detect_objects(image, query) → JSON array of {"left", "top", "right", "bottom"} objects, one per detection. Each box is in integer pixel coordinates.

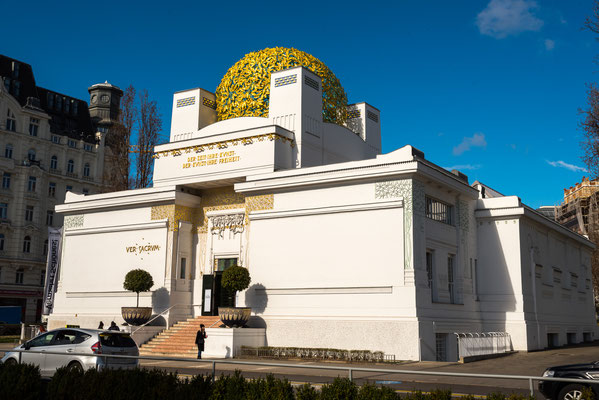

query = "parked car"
[
  {"left": 539, "top": 362, "right": 599, "bottom": 400},
  {"left": 0, "top": 328, "right": 139, "bottom": 377}
]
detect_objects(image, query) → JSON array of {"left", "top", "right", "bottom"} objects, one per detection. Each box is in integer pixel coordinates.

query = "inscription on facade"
[{"left": 182, "top": 151, "right": 240, "bottom": 169}]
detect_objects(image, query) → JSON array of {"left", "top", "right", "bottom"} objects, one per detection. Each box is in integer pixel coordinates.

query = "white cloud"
[
  {"left": 443, "top": 164, "right": 482, "bottom": 171},
  {"left": 453, "top": 133, "right": 487, "bottom": 156},
  {"left": 544, "top": 39, "right": 555, "bottom": 51},
  {"left": 546, "top": 160, "right": 588, "bottom": 173},
  {"left": 476, "top": 0, "right": 544, "bottom": 39}
]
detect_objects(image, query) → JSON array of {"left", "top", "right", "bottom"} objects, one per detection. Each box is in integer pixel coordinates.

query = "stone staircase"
[{"left": 139, "top": 316, "right": 221, "bottom": 358}]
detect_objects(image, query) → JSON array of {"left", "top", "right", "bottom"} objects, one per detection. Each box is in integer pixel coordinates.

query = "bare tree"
[
  {"left": 582, "top": 1, "right": 599, "bottom": 308},
  {"left": 581, "top": 83, "right": 599, "bottom": 180},
  {"left": 134, "top": 90, "right": 162, "bottom": 188}
]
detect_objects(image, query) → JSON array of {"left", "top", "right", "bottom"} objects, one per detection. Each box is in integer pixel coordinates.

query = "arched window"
[
  {"left": 67, "top": 159, "right": 74, "bottom": 174},
  {"left": 50, "top": 155, "right": 58, "bottom": 170},
  {"left": 0, "top": 233, "right": 5, "bottom": 251},
  {"left": 83, "top": 163, "right": 90, "bottom": 177},
  {"left": 22, "top": 236, "right": 31, "bottom": 253},
  {"left": 27, "top": 149, "right": 36, "bottom": 161},
  {"left": 4, "top": 144, "right": 12, "bottom": 159},
  {"left": 6, "top": 109, "right": 16, "bottom": 132}
]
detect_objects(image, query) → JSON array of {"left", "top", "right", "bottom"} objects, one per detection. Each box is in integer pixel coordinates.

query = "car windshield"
[{"left": 99, "top": 333, "right": 136, "bottom": 348}]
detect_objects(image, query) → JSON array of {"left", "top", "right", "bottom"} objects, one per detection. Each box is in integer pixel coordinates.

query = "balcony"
[
  {"left": 49, "top": 168, "right": 62, "bottom": 175},
  {"left": 66, "top": 172, "right": 78, "bottom": 179}
]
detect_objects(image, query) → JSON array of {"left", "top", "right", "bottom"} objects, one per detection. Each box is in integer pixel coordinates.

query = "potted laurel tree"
[
  {"left": 121, "top": 268, "right": 154, "bottom": 326},
  {"left": 219, "top": 265, "right": 252, "bottom": 328}
]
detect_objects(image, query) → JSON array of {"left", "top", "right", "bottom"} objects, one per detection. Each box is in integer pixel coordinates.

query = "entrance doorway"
[{"left": 201, "top": 258, "right": 237, "bottom": 316}]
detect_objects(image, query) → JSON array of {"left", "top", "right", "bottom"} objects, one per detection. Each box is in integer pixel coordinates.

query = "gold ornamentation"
[
  {"left": 216, "top": 47, "right": 348, "bottom": 125},
  {"left": 151, "top": 205, "right": 199, "bottom": 232},
  {"left": 153, "top": 133, "right": 294, "bottom": 159}
]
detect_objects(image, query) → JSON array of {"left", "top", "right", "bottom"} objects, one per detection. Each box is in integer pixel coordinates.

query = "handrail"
[
  {"left": 131, "top": 303, "right": 201, "bottom": 335},
  {"left": 2, "top": 348, "right": 586, "bottom": 395},
  {"left": 208, "top": 319, "right": 221, "bottom": 328}
]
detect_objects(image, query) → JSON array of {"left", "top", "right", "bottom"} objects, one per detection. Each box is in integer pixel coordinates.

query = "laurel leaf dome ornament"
[{"left": 216, "top": 47, "right": 348, "bottom": 125}]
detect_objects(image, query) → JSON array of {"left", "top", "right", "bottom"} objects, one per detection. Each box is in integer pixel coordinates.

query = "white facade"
[{"left": 48, "top": 67, "right": 596, "bottom": 361}]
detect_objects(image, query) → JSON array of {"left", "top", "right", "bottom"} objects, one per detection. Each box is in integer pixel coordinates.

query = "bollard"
[
  {"left": 349, "top": 368, "right": 353, "bottom": 382},
  {"left": 20, "top": 323, "right": 25, "bottom": 343},
  {"left": 212, "top": 361, "right": 216, "bottom": 383}
]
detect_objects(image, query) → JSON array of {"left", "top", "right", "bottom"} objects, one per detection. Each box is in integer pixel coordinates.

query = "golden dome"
[{"left": 216, "top": 47, "right": 348, "bottom": 125}]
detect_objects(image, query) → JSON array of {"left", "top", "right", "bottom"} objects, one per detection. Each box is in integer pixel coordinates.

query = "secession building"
[
  {"left": 46, "top": 48, "right": 596, "bottom": 361},
  {"left": 0, "top": 55, "right": 121, "bottom": 322}
]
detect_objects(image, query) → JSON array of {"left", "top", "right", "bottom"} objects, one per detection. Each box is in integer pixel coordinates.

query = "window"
[
  {"left": 435, "top": 333, "right": 448, "bottom": 361},
  {"left": 84, "top": 143, "right": 93, "bottom": 152},
  {"left": 83, "top": 163, "right": 90, "bottom": 177},
  {"left": 426, "top": 250, "right": 435, "bottom": 301},
  {"left": 215, "top": 258, "right": 238, "bottom": 272},
  {"left": 25, "top": 206, "right": 34, "bottom": 222},
  {"left": 12, "top": 62, "right": 20, "bottom": 78},
  {"left": 64, "top": 99, "right": 70, "bottom": 114},
  {"left": 67, "top": 160, "right": 74, "bottom": 173},
  {"left": 180, "top": 258, "right": 187, "bottom": 279},
  {"left": 15, "top": 268, "right": 24, "bottom": 284},
  {"left": 56, "top": 95, "right": 62, "bottom": 111},
  {"left": 571, "top": 273, "right": 578, "bottom": 289},
  {"left": 68, "top": 139, "right": 76, "bottom": 149},
  {"left": 426, "top": 197, "right": 453, "bottom": 225},
  {"left": 0, "top": 203, "right": 7, "bottom": 219},
  {"left": 47, "top": 92, "right": 54, "bottom": 109},
  {"left": 448, "top": 254, "right": 455, "bottom": 304},
  {"left": 22, "top": 236, "right": 31, "bottom": 253},
  {"left": 2, "top": 173, "right": 10, "bottom": 189},
  {"left": 40, "top": 269, "right": 45, "bottom": 286},
  {"left": 6, "top": 109, "right": 16, "bottom": 132},
  {"left": 98, "top": 126, "right": 108, "bottom": 133},
  {"left": 29, "top": 118, "right": 39, "bottom": 136},
  {"left": 46, "top": 210, "right": 54, "bottom": 226},
  {"left": 0, "top": 233, "right": 5, "bottom": 251},
  {"left": 72, "top": 100, "right": 78, "bottom": 115},
  {"left": 82, "top": 188, "right": 89, "bottom": 195},
  {"left": 43, "top": 239, "right": 48, "bottom": 256},
  {"left": 27, "top": 176, "right": 36, "bottom": 192},
  {"left": 27, "top": 149, "right": 36, "bottom": 161},
  {"left": 50, "top": 155, "right": 58, "bottom": 170},
  {"left": 4, "top": 144, "right": 12, "bottom": 159},
  {"left": 473, "top": 259, "right": 479, "bottom": 300},
  {"left": 51, "top": 135, "right": 60, "bottom": 144},
  {"left": 66, "top": 185, "right": 72, "bottom": 193},
  {"left": 3, "top": 77, "right": 10, "bottom": 92},
  {"left": 13, "top": 81, "right": 20, "bottom": 97},
  {"left": 48, "top": 182, "right": 56, "bottom": 197},
  {"left": 553, "top": 268, "right": 562, "bottom": 284}
]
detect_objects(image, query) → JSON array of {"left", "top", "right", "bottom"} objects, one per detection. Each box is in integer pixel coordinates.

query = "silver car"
[{"left": 0, "top": 328, "right": 139, "bottom": 376}]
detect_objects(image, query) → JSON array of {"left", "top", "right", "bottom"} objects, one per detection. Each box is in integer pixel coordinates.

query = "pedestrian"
[
  {"left": 98, "top": 321, "right": 104, "bottom": 329},
  {"left": 195, "top": 324, "right": 207, "bottom": 359},
  {"left": 108, "top": 321, "right": 120, "bottom": 331}
]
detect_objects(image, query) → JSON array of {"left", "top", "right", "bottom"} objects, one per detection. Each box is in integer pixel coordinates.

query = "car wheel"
[
  {"left": 3, "top": 358, "right": 17, "bottom": 366},
  {"left": 67, "top": 361, "right": 83, "bottom": 373},
  {"left": 558, "top": 384, "right": 588, "bottom": 400}
]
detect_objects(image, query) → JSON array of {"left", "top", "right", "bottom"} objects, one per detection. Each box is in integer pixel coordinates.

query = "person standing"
[
  {"left": 108, "top": 321, "right": 120, "bottom": 331},
  {"left": 98, "top": 321, "right": 104, "bottom": 329},
  {"left": 195, "top": 324, "right": 207, "bottom": 359}
]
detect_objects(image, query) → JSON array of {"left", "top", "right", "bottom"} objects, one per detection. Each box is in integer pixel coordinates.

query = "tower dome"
[{"left": 216, "top": 47, "right": 348, "bottom": 125}]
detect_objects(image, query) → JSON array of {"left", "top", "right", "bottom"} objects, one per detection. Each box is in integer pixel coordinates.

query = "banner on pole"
[{"left": 43, "top": 227, "right": 63, "bottom": 315}]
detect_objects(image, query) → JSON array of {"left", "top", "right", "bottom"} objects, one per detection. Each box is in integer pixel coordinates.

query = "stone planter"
[
  {"left": 121, "top": 307, "right": 152, "bottom": 326},
  {"left": 218, "top": 307, "right": 251, "bottom": 328}
]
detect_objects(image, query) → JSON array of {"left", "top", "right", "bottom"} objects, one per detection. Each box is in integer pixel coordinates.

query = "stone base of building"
[{"left": 204, "top": 328, "right": 266, "bottom": 358}]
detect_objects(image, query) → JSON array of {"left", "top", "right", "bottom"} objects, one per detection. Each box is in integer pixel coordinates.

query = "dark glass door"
[{"left": 203, "top": 258, "right": 238, "bottom": 315}]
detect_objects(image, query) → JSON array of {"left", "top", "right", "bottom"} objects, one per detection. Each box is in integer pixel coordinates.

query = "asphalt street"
[{"left": 2, "top": 340, "right": 599, "bottom": 397}]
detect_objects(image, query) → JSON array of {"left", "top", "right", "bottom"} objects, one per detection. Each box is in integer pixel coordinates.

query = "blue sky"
[{"left": 2, "top": 0, "right": 597, "bottom": 208}]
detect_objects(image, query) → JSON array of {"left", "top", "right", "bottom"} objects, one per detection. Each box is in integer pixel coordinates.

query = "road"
[{"left": 3, "top": 340, "right": 599, "bottom": 397}]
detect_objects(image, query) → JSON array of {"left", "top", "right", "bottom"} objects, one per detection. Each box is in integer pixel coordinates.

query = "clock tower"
[{"left": 88, "top": 81, "right": 123, "bottom": 133}]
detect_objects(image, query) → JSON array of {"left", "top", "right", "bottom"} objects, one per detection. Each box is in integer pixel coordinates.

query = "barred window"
[{"left": 425, "top": 197, "right": 454, "bottom": 225}]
